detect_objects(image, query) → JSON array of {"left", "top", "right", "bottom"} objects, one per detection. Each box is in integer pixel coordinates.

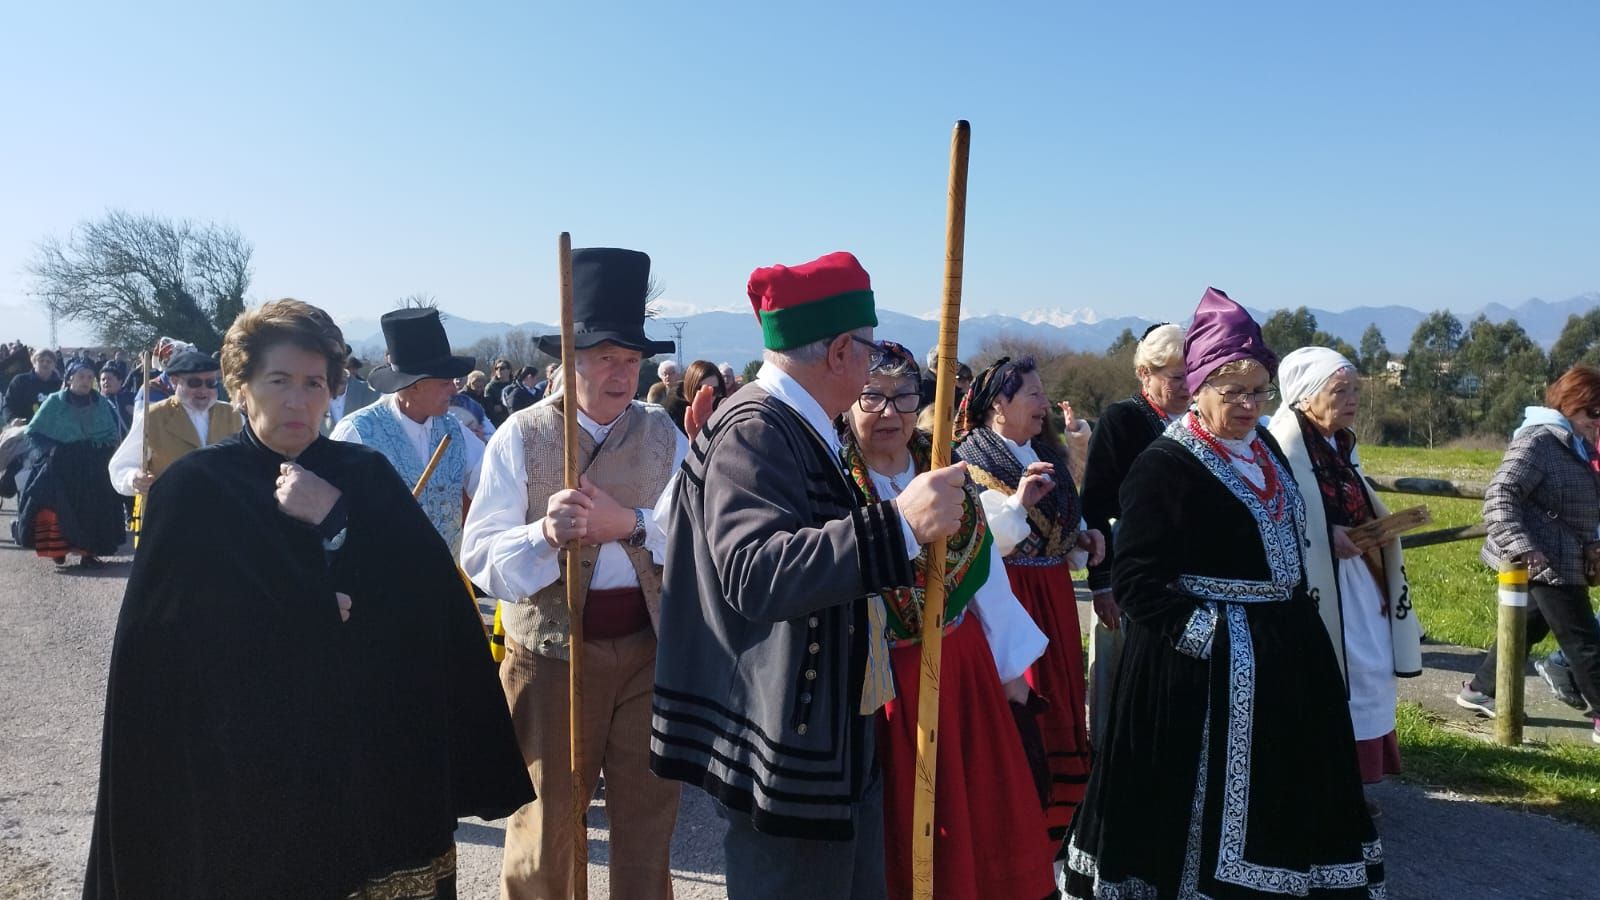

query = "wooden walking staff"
[
  {"left": 912, "top": 118, "right": 971, "bottom": 900},
  {"left": 557, "top": 232, "right": 590, "bottom": 899},
  {"left": 131, "top": 347, "right": 155, "bottom": 548}
]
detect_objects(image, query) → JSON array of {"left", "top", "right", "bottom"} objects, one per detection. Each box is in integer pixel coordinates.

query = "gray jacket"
[
  {"left": 650, "top": 387, "right": 914, "bottom": 841},
  {"left": 1481, "top": 423, "right": 1600, "bottom": 586}
]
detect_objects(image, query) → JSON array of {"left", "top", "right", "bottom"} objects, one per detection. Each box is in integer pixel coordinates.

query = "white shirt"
[
  {"left": 329, "top": 395, "right": 485, "bottom": 495},
  {"left": 865, "top": 458, "right": 1047, "bottom": 682},
  {"left": 327, "top": 391, "right": 347, "bottom": 425},
  {"left": 461, "top": 401, "right": 688, "bottom": 603},
  {"left": 107, "top": 401, "right": 219, "bottom": 497},
  {"left": 997, "top": 432, "right": 1091, "bottom": 568}
]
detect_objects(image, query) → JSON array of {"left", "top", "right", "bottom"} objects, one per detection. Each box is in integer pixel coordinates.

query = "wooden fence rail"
[{"left": 1364, "top": 474, "right": 1488, "bottom": 549}]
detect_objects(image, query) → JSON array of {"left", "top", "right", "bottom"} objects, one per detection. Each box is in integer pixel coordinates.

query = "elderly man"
[
  {"left": 650, "top": 251, "right": 967, "bottom": 899},
  {"left": 331, "top": 308, "right": 484, "bottom": 555},
  {"left": 463, "top": 247, "right": 687, "bottom": 900},
  {"left": 645, "top": 358, "right": 681, "bottom": 404},
  {"left": 109, "top": 350, "right": 243, "bottom": 497}
]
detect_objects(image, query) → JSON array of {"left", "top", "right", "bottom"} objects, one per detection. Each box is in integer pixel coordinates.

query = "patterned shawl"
[
  {"left": 1295, "top": 409, "right": 1375, "bottom": 529},
  {"left": 26, "top": 389, "right": 121, "bottom": 448},
  {"left": 841, "top": 429, "right": 991, "bottom": 640},
  {"left": 956, "top": 424, "right": 1081, "bottom": 559}
]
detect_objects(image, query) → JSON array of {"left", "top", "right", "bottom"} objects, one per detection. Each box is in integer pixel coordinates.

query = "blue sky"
[{"left": 2, "top": 1, "right": 1596, "bottom": 346}]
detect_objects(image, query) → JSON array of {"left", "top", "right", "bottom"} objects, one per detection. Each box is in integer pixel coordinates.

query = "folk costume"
[
  {"left": 331, "top": 309, "right": 484, "bottom": 556},
  {"left": 12, "top": 366, "right": 124, "bottom": 564},
  {"left": 1271, "top": 348, "right": 1421, "bottom": 784},
  {"left": 108, "top": 351, "right": 242, "bottom": 497},
  {"left": 839, "top": 345, "right": 1055, "bottom": 900},
  {"left": 954, "top": 359, "right": 1093, "bottom": 842},
  {"left": 1061, "top": 289, "right": 1383, "bottom": 899},
  {"left": 84, "top": 424, "right": 532, "bottom": 899},
  {"left": 651, "top": 252, "right": 916, "bottom": 900},
  {"left": 461, "top": 248, "right": 686, "bottom": 900}
]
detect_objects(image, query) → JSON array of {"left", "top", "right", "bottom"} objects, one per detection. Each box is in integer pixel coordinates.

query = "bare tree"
[
  {"left": 399, "top": 292, "right": 438, "bottom": 310},
  {"left": 28, "top": 210, "right": 253, "bottom": 350}
]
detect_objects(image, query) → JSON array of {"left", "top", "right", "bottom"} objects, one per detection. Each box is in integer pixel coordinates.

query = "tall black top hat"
[
  {"left": 536, "top": 248, "right": 676, "bottom": 358},
  {"left": 366, "top": 308, "right": 476, "bottom": 393}
]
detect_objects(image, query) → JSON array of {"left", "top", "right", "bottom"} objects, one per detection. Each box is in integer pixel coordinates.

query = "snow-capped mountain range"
[{"left": 343, "top": 292, "right": 1600, "bottom": 367}]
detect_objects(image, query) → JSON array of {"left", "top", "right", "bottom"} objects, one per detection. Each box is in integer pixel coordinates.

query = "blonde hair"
[
  {"left": 1205, "top": 358, "right": 1267, "bottom": 382},
  {"left": 1133, "top": 324, "right": 1184, "bottom": 374},
  {"left": 221, "top": 298, "right": 348, "bottom": 399}
]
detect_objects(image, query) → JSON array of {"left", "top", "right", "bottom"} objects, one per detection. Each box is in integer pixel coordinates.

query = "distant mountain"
[{"left": 340, "top": 292, "right": 1600, "bottom": 368}]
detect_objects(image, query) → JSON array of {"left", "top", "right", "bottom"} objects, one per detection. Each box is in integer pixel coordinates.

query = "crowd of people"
[{"left": 6, "top": 248, "right": 1599, "bottom": 899}]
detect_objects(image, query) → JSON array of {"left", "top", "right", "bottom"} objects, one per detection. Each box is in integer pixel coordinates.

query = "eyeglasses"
[
  {"left": 1206, "top": 385, "right": 1278, "bottom": 406},
  {"left": 183, "top": 377, "right": 219, "bottom": 390},
  {"left": 858, "top": 391, "right": 920, "bottom": 414},
  {"left": 848, "top": 335, "right": 883, "bottom": 368}
]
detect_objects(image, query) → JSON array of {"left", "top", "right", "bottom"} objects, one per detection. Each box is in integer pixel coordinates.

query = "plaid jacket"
[{"left": 1481, "top": 424, "right": 1600, "bottom": 586}]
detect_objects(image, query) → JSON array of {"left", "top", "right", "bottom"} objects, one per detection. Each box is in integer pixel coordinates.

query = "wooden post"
[
  {"left": 558, "top": 232, "right": 589, "bottom": 899},
  {"left": 1494, "top": 559, "right": 1529, "bottom": 746},
  {"left": 912, "top": 119, "right": 970, "bottom": 900}
]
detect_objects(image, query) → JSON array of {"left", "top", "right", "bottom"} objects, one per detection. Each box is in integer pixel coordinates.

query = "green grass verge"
[
  {"left": 1357, "top": 446, "right": 1556, "bottom": 652},
  {"left": 1396, "top": 702, "right": 1600, "bottom": 829}
]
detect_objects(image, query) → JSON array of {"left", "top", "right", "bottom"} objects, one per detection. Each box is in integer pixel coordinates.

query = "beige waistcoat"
[
  {"left": 146, "top": 398, "right": 243, "bottom": 481},
  {"left": 500, "top": 399, "right": 677, "bottom": 660}
]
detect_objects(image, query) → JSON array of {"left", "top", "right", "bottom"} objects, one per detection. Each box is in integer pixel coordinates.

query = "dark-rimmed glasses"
[
  {"left": 1206, "top": 385, "right": 1278, "bottom": 406},
  {"left": 858, "top": 391, "right": 920, "bottom": 414}
]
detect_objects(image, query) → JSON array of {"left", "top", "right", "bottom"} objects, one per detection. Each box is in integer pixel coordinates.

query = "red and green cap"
[{"left": 747, "top": 251, "right": 878, "bottom": 351}]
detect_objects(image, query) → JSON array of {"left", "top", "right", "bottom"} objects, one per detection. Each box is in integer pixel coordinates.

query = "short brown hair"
[
  {"left": 222, "top": 298, "right": 348, "bottom": 398},
  {"left": 1545, "top": 364, "right": 1600, "bottom": 418}
]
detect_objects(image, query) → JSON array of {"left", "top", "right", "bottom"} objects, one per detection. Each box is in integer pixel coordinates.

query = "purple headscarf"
[{"left": 1183, "top": 287, "right": 1279, "bottom": 394}]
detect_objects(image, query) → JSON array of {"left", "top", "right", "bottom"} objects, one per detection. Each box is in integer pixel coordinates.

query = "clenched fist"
[
  {"left": 275, "top": 463, "right": 342, "bottom": 526},
  {"left": 894, "top": 462, "right": 968, "bottom": 545}
]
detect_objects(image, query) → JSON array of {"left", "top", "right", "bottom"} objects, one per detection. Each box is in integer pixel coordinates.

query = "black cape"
[
  {"left": 12, "top": 439, "right": 124, "bottom": 556},
  {"left": 84, "top": 429, "right": 532, "bottom": 899}
]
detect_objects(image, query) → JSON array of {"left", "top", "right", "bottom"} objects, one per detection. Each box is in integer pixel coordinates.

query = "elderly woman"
[
  {"left": 955, "top": 356, "right": 1105, "bottom": 842},
  {"left": 840, "top": 341, "right": 1054, "bottom": 900},
  {"left": 1271, "top": 347, "right": 1422, "bottom": 803},
  {"left": 85, "top": 298, "right": 532, "bottom": 899},
  {"left": 1458, "top": 365, "right": 1600, "bottom": 742},
  {"left": 11, "top": 361, "right": 124, "bottom": 567},
  {"left": 1061, "top": 288, "right": 1382, "bottom": 898}
]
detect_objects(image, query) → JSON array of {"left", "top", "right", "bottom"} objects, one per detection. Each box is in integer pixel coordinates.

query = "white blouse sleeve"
[
  {"left": 461, "top": 424, "right": 561, "bottom": 601},
  {"left": 969, "top": 536, "right": 1048, "bottom": 682},
  {"left": 978, "top": 488, "right": 1030, "bottom": 557},
  {"left": 107, "top": 414, "right": 146, "bottom": 496}
]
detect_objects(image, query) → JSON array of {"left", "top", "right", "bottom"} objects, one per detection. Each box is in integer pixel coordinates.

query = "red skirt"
[
  {"left": 1355, "top": 731, "right": 1402, "bottom": 784},
  {"left": 32, "top": 508, "right": 75, "bottom": 561},
  {"left": 879, "top": 615, "right": 1055, "bottom": 900},
  {"left": 1004, "top": 560, "right": 1091, "bottom": 840}
]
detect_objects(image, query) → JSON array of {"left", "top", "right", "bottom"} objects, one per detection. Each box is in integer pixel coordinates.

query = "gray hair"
[
  {"left": 658, "top": 359, "right": 681, "bottom": 379},
  {"left": 764, "top": 326, "right": 872, "bottom": 367},
  {"left": 1134, "top": 323, "right": 1184, "bottom": 373}
]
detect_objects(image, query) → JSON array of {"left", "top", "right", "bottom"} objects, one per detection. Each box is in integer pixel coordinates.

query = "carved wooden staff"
[
  {"left": 913, "top": 119, "right": 971, "bottom": 900},
  {"left": 558, "top": 232, "right": 590, "bottom": 899},
  {"left": 132, "top": 347, "right": 155, "bottom": 548}
]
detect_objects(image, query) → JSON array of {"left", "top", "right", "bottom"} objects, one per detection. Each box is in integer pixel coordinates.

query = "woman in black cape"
[
  {"left": 85, "top": 299, "right": 532, "bottom": 899},
  {"left": 1060, "top": 289, "right": 1381, "bottom": 899}
]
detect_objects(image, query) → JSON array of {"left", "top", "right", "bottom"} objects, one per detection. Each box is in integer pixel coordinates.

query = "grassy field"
[
  {"left": 1358, "top": 445, "right": 1546, "bottom": 652},
  {"left": 1396, "top": 702, "right": 1600, "bottom": 828}
]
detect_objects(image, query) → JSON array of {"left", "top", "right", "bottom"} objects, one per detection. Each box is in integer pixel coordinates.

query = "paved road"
[{"left": 4, "top": 500, "right": 1600, "bottom": 898}]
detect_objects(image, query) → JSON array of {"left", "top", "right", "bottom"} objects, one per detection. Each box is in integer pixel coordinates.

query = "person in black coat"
[{"left": 5, "top": 348, "right": 61, "bottom": 422}]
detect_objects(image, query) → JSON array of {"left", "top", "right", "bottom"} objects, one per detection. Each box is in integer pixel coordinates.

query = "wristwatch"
[{"left": 627, "top": 508, "right": 648, "bottom": 548}]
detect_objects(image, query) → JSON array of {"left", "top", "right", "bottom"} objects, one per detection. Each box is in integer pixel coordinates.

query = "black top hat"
[
  {"left": 367, "top": 308, "right": 476, "bottom": 393},
  {"left": 536, "top": 248, "right": 676, "bottom": 358}
]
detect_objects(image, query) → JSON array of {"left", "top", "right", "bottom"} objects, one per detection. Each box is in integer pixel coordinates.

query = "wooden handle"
[
  {"left": 558, "top": 232, "right": 589, "bottom": 899},
  {"left": 411, "top": 433, "right": 453, "bottom": 499},
  {"left": 912, "top": 119, "right": 971, "bottom": 900}
]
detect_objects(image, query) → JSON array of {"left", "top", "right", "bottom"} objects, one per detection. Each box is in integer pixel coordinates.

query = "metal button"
[
  {"left": 800, "top": 692, "right": 812, "bottom": 703},
  {"left": 804, "top": 669, "right": 817, "bottom": 681},
  {"left": 797, "top": 723, "right": 808, "bottom": 735},
  {"left": 848, "top": 625, "right": 856, "bottom": 635},
  {"left": 808, "top": 643, "right": 821, "bottom": 654},
  {"left": 581, "top": 560, "right": 592, "bottom": 568},
  {"left": 808, "top": 616, "right": 819, "bottom": 628}
]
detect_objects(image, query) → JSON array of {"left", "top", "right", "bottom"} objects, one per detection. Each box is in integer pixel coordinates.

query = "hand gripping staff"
[
  {"left": 913, "top": 119, "right": 971, "bottom": 900},
  {"left": 558, "top": 232, "right": 591, "bottom": 899}
]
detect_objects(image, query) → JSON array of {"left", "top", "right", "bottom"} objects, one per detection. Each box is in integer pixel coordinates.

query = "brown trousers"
[{"left": 499, "top": 630, "right": 679, "bottom": 900}]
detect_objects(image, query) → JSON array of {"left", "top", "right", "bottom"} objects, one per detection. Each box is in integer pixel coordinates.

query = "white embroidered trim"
[{"left": 1176, "top": 603, "right": 1217, "bottom": 659}]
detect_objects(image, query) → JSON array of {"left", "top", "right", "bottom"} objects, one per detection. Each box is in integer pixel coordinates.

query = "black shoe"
[{"left": 78, "top": 555, "right": 102, "bottom": 569}]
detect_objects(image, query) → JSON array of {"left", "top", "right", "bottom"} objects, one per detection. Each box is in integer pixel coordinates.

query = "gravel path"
[{"left": 4, "top": 501, "right": 1599, "bottom": 898}]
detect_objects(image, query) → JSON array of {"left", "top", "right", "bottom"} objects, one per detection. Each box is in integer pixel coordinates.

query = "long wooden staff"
[
  {"left": 132, "top": 347, "right": 154, "bottom": 548},
  {"left": 558, "top": 232, "right": 589, "bottom": 899},
  {"left": 912, "top": 119, "right": 971, "bottom": 900}
]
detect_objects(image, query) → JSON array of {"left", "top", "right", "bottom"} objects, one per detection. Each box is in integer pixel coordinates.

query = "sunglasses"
[{"left": 182, "top": 377, "right": 219, "bottom": 390}]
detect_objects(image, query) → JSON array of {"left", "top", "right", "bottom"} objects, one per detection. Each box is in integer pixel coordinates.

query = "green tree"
[
  {"left": 1261, "top": 307, "right": 1320, "bottom": 359},
  {"left": 1105, "top": 328, "right": 1138, "bottom": 357},
  {"left": 1358, "top": 324, "right": 1390, "bottom": 375},
  {"left": 1456, "top": 316, "right": 1547, "bottom": 437},
  {"left": 741, "top": 359, "right": 763, "bottom": 385},
  {"left": 28, "top": 210, "right": 251, "bottom": 350},
  {"left": 1402, "top": 311, "right": 1465, "bottom": 447},
  {"left": 1549, "top": 310, "right": 1600, "bottom": 374}
]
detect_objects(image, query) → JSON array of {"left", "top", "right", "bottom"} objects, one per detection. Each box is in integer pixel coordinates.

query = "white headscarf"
[{"left": 1278, "top": 346, "right": 1357, "bottom": 410}]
